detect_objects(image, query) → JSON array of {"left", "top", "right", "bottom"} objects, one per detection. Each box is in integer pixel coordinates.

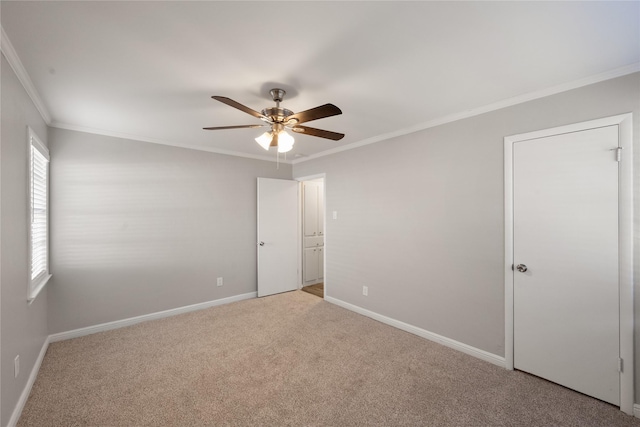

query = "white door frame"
[
  {"left": 504, "top": 113, "right": 634, "bottom": 415},
  {"left": 295, "top": 173, "right": 327, "bottom": 295}
]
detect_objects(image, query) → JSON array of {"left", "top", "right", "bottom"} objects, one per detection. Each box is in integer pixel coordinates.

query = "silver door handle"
[
  {"left": 259, "top": 241, "right": 265, "bottom": 246},
  {"left": 516, "top": 264, "right": 527, "bottom": 273}
]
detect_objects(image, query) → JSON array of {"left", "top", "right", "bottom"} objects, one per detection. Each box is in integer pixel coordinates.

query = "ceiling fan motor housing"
[{"left": 261, "top": 107, "right": 296, "bottom": 125}]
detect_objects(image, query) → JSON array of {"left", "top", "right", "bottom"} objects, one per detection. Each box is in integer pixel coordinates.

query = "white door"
[
  {"left": 513, "top": 125, "right": 620, "bottom": 405},
  {"left": 257, "top": 178, "right": 298, "bottom": 297}
]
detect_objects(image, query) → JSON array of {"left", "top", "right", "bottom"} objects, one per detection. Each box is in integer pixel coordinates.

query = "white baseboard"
[
  {"left": 49, "top": 292, "right": 256, "bottom": 342},
  {"left": 325, "top": 296, "right": 506, "bottom": 368},
  {"left": 633, "top": 404, "right": 640, "bottom": 418},
  {"left": 8, "top": 336, "right": 51, "bottom": 427}
]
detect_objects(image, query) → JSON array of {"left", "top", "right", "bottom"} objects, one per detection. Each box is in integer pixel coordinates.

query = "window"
[{"left": 28, "top": 128, "right": 51, "bottom": 301}]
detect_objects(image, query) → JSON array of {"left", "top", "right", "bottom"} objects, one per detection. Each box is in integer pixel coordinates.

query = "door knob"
[
  {"left": 259, "top": 241, "right": 265, "bottom": 246},
  {"left": 516, "top": 264, "right": 528, "bottom": 273}
]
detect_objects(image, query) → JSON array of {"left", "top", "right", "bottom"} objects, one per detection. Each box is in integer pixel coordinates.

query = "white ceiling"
[{"left": 2, "top": 1, "right": 639, "bottom": 163}]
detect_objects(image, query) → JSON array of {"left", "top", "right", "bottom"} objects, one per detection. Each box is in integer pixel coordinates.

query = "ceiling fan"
[{"left": 204, "top": 88, "right": 344, "bottom": 154}]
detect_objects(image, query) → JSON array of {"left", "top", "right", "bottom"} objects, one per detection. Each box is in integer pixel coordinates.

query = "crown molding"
[
  {"left": 292, "top": 62, "right": 640, "bottom": 164},
  {"left": 1, "top": 26, "right": 52, "bottom": 124},
  {"left": 50, "top": 121, "right": 292, "bottom": 164}
]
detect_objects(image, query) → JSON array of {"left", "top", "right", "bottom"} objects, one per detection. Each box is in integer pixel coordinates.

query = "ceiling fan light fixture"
[
  {"left": 277, "top": 130, "right": 294, "bottom": 153},
  {"left": 255, "top": 132, "right": 272, "bottom": 150}
]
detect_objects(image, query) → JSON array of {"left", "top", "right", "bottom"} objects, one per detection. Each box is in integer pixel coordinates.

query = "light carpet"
[{"left": 18, "top": 290, "right": 640, "bottom": 426}]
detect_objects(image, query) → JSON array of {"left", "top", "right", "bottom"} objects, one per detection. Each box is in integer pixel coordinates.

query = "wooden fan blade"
[
  {"left": 212, "top": 96, "right": 267, "bottom": 120},
  {"left": 291, "top": 125, "right": 344, "bottom": 141},
  {"left": 287, "top": 104, "right": 342, "bottom": 124},
  {"left": 203, "top": 124, "right": 265, "bottom": 130}
]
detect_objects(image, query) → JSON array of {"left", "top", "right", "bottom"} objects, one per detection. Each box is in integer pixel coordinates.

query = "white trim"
[
  {"left": 617, "top": 113, "right": 634, "bottom": 416},
  {"left": 325, "top": 296, "right": 506, "bottom": 368},
  {"left": 7, "top": 336, "right": 50, "bottom": 427},
  {"left": 633, "top": 404, "right": 640, "bottom": 419},
  {"left": 504, "top": 113, "right": 634, "bottom": 415},
  {"left": 296, "top": 180, "right": 304, "bottom": 289},
  {"left": 29, "top": 128, "right": 49, "bottom": 161},
  {"left": 0, "top": 26, "right": 51, "bottom": 124},
  {"left": 49, "top": 292, "right": 256, "bottom": 342},
  {"left": 0, "top": 51, "right": 2, "bottom": 424},
  {"left": 293, "top": 63, "right": 640, "bottom": 164},
  {"left": 504, "top": 137, "right": 515, "bottom": 372},
  {"left": 27, "top": 274, "right": 51, "bottom": 306},
  {"left": 51, "top": 121, "right": 292, "bottom": 164}
]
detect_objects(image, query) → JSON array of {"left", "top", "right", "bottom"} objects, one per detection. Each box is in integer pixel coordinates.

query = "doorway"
[
  {"left": 504, "top": 114, "right": 634, "bottom": 414},
  {"left": 298, "top": 175, "right": 326, "bottom": 299}
]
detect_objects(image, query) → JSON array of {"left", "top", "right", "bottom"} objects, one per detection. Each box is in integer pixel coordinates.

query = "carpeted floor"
[
  {"left": 301, "top": 282, "right": 324, "bottom": 298},
  {"left": 18, "top": 290, "right": 640, "bottom": 426}
]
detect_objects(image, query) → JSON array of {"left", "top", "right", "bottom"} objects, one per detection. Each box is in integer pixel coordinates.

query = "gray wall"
[
  {"left": 1, "top": 55, "right": 50, "bottom": 427},
  {"left": 47, "top": 128, "right": 291, "bottom": 333},
  {"left": 293, "top": 72, "right": 640, "bottom": 378}
]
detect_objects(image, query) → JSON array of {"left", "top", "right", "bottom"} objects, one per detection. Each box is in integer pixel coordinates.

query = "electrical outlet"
[
  {"left": 332, "top": 211, "right": 338, "bottom": 220},
  {"left": 14, "top": 355, "right": 19, "bottom": 378},
  {"left": 217, "top": 277, "right": 223, "bottom": 287},
  {"left": 362, "top": 286, "right": 368, "bottom": 296}
]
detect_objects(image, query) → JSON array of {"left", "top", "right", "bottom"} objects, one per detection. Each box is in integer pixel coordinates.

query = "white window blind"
[{"left": 29, "top": 128, "right": 51, "bottom": 301}]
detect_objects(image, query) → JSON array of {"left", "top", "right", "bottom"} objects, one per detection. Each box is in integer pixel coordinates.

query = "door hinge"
[
  {"left": 618, "top": 358, "right": 623, "bottom": 373},
  {"left": 612, "top": 147, "right": 622, "bottom": 162}
]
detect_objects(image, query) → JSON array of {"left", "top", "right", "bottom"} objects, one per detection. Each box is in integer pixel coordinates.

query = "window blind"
[{"left": 30, "top": 131, "right": 50, "bottom": 298}]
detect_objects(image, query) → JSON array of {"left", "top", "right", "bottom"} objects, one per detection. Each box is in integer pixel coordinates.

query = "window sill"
[{"left": 28, "top": 273, "right": 52, "bottom": 304}]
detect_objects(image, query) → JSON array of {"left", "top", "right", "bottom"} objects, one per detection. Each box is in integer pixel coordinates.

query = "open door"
[{"left": 257, "top": 178, "right": 298, "bottom": 297}]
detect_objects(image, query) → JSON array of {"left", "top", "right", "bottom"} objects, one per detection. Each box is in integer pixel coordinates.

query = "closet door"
[
  {"left": 304, "top": 183, "right": 318, "bottom": 237},
  {"left": 513, "top": 125, "right": 620, "bottom": 405},
  {"left": 304, "top": 247, "right": 319, "bottom": 283}
]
